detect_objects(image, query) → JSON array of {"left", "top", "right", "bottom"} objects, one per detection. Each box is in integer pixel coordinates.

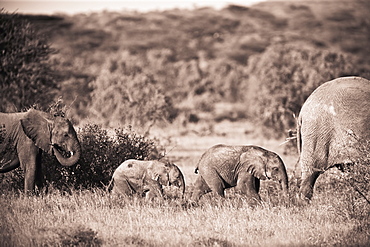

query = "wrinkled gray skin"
[
  {"left": 0, "top": 109, "right": 81, "bottom": 193},
  {"left": 297, "top": 76, "right": 370, "bottom": 201},
  {"left": 110, "top": 159, "right": 185, "bottom": 199},
  {"left": 191, "top": 144, "right": 289, "bottom": 203}
]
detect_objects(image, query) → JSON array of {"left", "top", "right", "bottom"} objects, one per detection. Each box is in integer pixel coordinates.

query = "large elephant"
[
  {"left": 297, "top": 76, "right": 370, "bottom": 200},
  {"left": 109, "top": 159, "right": 185, "bottom": 199},
  {"left": 0, "top": 108, "right": 81, "bottom": 193},
  {"left": 191, "top": 144, "right": 289, "bottom": 203}
]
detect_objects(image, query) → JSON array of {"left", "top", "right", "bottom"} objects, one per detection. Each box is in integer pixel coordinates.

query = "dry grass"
[
  {"left": 1, "top": 121, "right": 369, "bottom": 246},
  {"left": 1, "top": 186, "right": 369, "bottom": 246}
]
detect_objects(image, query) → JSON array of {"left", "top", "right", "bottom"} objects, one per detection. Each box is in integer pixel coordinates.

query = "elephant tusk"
[{"left": 70, "top": 151, "right": 74, "bottom": 156}]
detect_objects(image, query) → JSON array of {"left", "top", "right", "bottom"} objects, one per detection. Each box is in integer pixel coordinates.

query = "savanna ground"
[{"left": 1, "top": 121, "right": 369, "bottom": 246}]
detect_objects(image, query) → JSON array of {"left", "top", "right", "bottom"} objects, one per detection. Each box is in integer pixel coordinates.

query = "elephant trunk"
[
  {"left": 280, "top": 174, "right": 289, "bottom": 196},
  {"left": 53, "top": 141, "right": 81, "bottom": 167},
  {"left": 269, "top": 156, "right": 289, "bottom": 197},
  {"left": 277, "top": 161, "right": 289, "bottom": 197},
  {"left": 178, "top": 174, "right": 186, "bottom": 198},
  {"left": 170, "top": 174, "right": 185, "bottom": 198}
]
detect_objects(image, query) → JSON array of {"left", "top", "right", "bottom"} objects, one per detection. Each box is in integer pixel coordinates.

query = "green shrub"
[{"left": 0, "top": 123, "right": 160, "bottom": 192}]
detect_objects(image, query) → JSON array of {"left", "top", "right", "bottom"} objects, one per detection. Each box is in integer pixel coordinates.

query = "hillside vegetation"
[{"left": 3, "top": 0, "right": 369, "bottom": 137}]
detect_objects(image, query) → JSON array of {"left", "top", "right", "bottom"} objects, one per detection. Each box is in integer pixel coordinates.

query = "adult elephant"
[
  {"left": 191, "top": 144, "right": 289, "bottom": 204},
  {"left": 0, "top": 108, "right": 81, "bottom": 193},
  {"left": 109, "top": 159, "right": 185, "bottom": 199},
  {"left": 297, "top": 76, "right": 370, "bottom": 201}
]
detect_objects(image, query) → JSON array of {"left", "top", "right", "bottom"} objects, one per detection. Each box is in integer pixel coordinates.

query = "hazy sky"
[{"left": 2, "top": 0, "right": 266, "bottom": 15}]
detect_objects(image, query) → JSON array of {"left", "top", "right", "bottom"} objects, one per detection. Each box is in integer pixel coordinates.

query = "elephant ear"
[
  {"left": 20, "top": 109, "right": 53, "bottom": 154},
  {"left": 147, "top": 161, "right": 161, "bottom": 181},
  {"left": 240, "top": 152, "right": 267, "bottom": 180},
  {"left": 163, "top": 161, "right": 172, "bottom": 173}
]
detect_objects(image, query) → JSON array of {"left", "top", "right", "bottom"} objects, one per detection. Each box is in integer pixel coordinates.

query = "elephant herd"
[{"left": 1, "top": 76, "right": 369, "bottom": 204}]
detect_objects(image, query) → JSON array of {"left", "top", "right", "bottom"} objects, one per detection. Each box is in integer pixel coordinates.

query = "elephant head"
[
  {"left": 240, "top": 147, "right": 289, "bottom": 196},
  {"left": 164, "top": 162, "right": 186, "bottom": 198},
  {"left": 20, "top": 109, "right": 81, "bottom": 167}
]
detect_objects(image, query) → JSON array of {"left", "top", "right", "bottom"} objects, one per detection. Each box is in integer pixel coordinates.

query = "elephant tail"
[
  {"left": 296, "top": 115, "right": 302, "bottom": 155},
  {"left": 293, "top": 114, "right": 303, "bottom": 178},
  {"left": 106, "top": 178, "right": 114, "bottom": 192}
]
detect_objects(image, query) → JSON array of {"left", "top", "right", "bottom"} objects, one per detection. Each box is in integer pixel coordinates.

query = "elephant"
[
  {"left": 297, "top": 76, "right": 370, "bottom": 201},
  {"left": 191, "top": 144, "right": 289, "bottom": 203},
  {"left": 109, "top": 159, "right": 185, "bottom": 199},
  {"left": 0, "top": 108, "right": 81, "bottom": 193}
]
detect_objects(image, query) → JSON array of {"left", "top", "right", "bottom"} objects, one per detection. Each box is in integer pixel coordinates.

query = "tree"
[{"left": 0, "top": 11, "right": 58, "bottom": 112}]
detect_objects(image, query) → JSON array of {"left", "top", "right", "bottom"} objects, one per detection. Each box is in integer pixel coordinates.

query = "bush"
[
  {"left": 89, "top": 51, "right": 175, "bottom": 135},
  {"left": 340, "top": 140, "right": 370, "bottom": 208},
  {"left": 248, "top": 43, "right": 358, "bottom": 138},
  {"left": 0, "top": 11, "right": 58, "bottom": 112},
  {"left": 0, "top": 123, "right": 161, "bottom": 191}
]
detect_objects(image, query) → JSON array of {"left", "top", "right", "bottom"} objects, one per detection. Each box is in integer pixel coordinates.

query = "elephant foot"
[
  {"left": 299, "top": 186, "right": 314, "bottom": 202},
  {"left": 246, "top": 197, "right": 262, "bottom": 208},
  {"left": 292, "top": 192, "right": 311, "bottom": 207}
]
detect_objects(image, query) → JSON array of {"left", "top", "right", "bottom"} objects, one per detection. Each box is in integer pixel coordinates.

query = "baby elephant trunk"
[
  {"left": 267, "top": 156, "right": 289, "bottom": 197},
  {"left": 169, "top": 166, "right": 186, "bottom": 198},
  {"left": 171, "top": 175, "right": 185, "bottom": 198}
]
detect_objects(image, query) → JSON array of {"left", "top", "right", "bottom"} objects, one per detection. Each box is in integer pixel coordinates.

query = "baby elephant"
[
  {"left": 109, "top": 159, "right": 185, "bottom": 199},
  {"left": 191, "top": 144, "right": 289, "bottom": 203}
]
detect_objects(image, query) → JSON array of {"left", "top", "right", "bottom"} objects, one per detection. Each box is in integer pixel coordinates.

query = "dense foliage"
[
  {"left": 89, "top": 52, "right": 176, "bottom": 134},
  {"left": 0, "top": 11, "right": 58, "bottom": 112},
  {"left": 0, "top": 124, "right": 160, "bottom": 191},
  {"left": 249, "top": 44, "right": 356, "bottom": 137}
]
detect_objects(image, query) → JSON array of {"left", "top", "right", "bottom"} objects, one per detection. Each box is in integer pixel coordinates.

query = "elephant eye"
[{"left": 64, "top": 133, "right": 69, "bottom": 137}]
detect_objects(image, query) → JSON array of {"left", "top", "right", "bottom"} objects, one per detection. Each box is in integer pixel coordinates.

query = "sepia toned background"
[{"left": 1, "top": 0, "right": 369, "bottom": 246}]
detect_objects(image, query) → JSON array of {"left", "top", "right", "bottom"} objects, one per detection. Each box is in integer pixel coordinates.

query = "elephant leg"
[
  {"left": 35, "top": 152, "right": 45, "bottom": 192},
  {"left": 201, "top": 170, "right": 226, "bottom": 198},
  {"left": 113, "top": 178, "right": 136, "bottom": 196},
  {"left": 146, "top": 179, "right": 164, "bottom": 198},
  {"left": 299, "top": 149, "right": 324, "bottom": 201},
  {"left": 300, "top": 170, "right": 321, "bottom": 201},
  {"left": 18, "top": 146, "right": 39, "bottom": 194},
  {"left": 145, "top": 189, "right": 161, "bottom": 200},
  {"left": 191, "top": 176, "right": 211, "bottom": 201},
  {"left": 255, "top": 177, "right": 260, "bottom": 194},
  {"left": 235, "top": 173, "right": 261, "bottom": 202}
]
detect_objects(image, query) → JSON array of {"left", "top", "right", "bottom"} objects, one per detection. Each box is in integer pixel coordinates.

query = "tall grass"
[{"left": 1, "top": 177, "right": 369, "bottom": 246}]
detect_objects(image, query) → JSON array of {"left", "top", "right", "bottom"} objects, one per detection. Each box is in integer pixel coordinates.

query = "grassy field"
[{"left": 1, "top": 121, "right": 369, "bottom": 246}]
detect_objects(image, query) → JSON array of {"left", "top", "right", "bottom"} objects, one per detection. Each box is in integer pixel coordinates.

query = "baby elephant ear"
[
  {"left": 20, "top": 110, "right": 53, "bottom": 154},
  {"left": 163, "top": 161, "right": 172, "bottom": 172},
  {"left": 240, "top": 152, "right": 267, "bottom": 180},
  {"left": 147, "top": 163, "right": 160, "bottom": 181}
]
